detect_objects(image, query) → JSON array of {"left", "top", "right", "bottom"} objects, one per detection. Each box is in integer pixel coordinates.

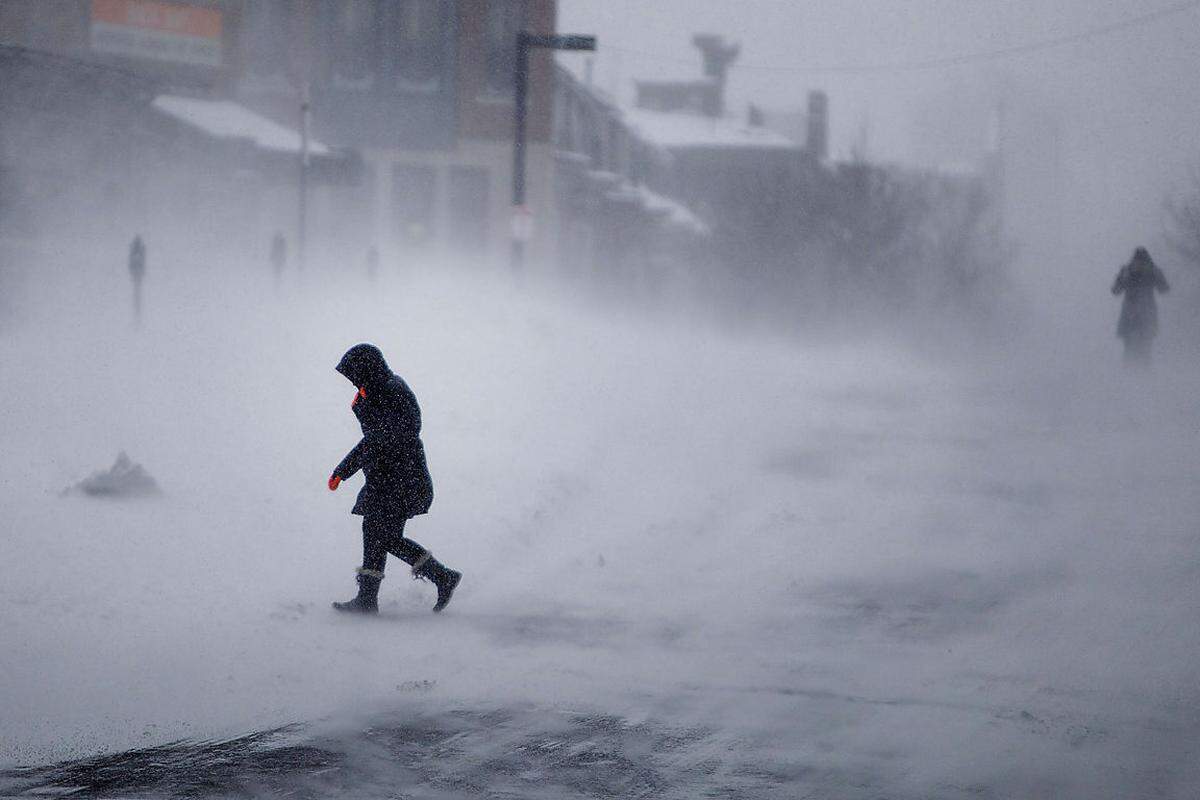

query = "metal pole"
[
  {"left": 509, "top": 33, "right": 594, "bottom": 277},
  {"left": 299, "top": 81, "right": 311, "bottom": 272},
  {"left": 510, "top": 32, "right": 529, "bottom": 274}
]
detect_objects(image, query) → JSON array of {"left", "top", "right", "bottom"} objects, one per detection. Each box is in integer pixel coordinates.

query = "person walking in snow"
[
  {"left": 328, "top": 343, "right": 461, "bottom": 614},
  {"left": 1112, "top": 246, "right": 1169, "bottom": 364},
  {"left": 128, "top": 235, "right": 146, "bottom": 325}
]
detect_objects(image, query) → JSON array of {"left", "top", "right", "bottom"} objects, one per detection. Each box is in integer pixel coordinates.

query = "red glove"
[
  {"left": 351, "top": 387, "right": 366, "bottom": 408},
  {"left": 328, "top": 475, "right": 341, "bottom": 491}
]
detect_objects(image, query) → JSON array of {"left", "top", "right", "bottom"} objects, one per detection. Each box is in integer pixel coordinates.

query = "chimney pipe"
[{"left": 692, "top": 34, "right": 739, "bottom": 117}]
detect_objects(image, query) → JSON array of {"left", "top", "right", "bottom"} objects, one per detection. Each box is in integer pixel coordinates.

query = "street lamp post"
[
  {"left": 511, "top": 32, "right": 595, "bottom": 275},
  {"left": 299, "top": 81, "right": 311, "bottom": 272}
]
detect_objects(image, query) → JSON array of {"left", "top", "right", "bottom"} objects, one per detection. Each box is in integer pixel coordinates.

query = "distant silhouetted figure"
[
  {"left": 270, "top": 232, "right": 287, "bottom": 285},
  {"left": 366, "top": 245, "right": 379, "bottom": 282},
  {"left": 1112, "top": 246, "right": 1169, "bottom": 365},
  {"left": 128, "top": 235, "right": 146, "bottom": 325}
]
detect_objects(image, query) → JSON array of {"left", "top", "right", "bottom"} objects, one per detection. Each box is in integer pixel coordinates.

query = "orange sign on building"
[{"left": 90, "top": 0, "right": 223, "bottom": 67}]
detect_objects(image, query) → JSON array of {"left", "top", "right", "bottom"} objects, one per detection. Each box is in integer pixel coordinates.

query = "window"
[
  {"left": 243, "top": 0, "right": 289, "bottom": 79},
  {"left": 331, "top": 0, "right": 377, "bottom": 91},
  {"left": 484, "top": 0, "right": 525, "bottom": 96},
  {"left": 378, "top": 0, "right": 445, "bottom": 92}
]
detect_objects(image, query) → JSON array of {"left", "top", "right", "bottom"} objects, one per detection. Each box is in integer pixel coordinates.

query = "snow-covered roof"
[
  {"left": 632, "top": 184, "right": 709, "bottom": 235},
  {"left": 589, "top": 169, "right": 709, "bottom": 237},
  {"left": 622, "top": 107, "right": 796, "bottom": 151},
  {"left": 152, "top": 95, "right": 331, "bottom": 156}
]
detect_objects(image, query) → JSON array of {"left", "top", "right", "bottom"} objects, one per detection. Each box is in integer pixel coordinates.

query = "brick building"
[{"left": 236, "top": 0, "right": 558, "bottom": 267}]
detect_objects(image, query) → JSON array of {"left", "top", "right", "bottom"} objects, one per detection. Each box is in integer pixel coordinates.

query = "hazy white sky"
[{"left": 559, "top": 0, "right": 1200, "bottom": 306}]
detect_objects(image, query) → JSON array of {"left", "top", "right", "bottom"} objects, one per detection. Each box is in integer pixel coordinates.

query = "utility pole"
[
  {"left": 511, "top": 32, "right": 595, "bottom": 275},
  {"left": 298, "top": 81, "right": 311, "bottom": 272}
]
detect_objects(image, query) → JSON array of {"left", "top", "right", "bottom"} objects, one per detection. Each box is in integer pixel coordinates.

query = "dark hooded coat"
[
  {"left": 1112, "top": 249, "right": 1169, "bottom": 340},
  {"left": 333, "top": 344, "right": 433, "bottom": 521}
]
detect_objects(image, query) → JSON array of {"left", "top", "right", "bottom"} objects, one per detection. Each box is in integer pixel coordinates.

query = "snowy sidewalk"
[{"left": 2, "top": 259, "right": 1198, "bottom": 798}]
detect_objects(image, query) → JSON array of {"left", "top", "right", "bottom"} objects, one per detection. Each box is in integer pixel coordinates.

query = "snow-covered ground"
[{"left": 2, "top": 246, "right": 1199, "bottom": 798}]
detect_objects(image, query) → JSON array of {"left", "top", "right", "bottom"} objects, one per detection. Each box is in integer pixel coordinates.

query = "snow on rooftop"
[
  {"left": 622, "top": 107, "right": 796, "bottom": 151},
  {"left": 633, "top": 184, "right": 709, "bottom": 236},
  {"left": 153, "top": 95, "right": 331, "bottom": 156},
  {"left": 586, "top": 168, "right": 709, "bottom": 236}
]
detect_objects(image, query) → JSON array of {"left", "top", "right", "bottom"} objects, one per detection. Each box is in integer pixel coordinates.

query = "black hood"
[
  {"left": 336, "top": 343, "right": 392, "bottom": 388},
  {"left": 1129, "top": 247, "right": 1158, "bottom": 274}
]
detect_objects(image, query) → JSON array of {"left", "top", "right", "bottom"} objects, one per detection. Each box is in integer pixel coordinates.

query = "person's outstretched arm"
[
  {"left": 1112, "top": 267, "right": 1128, "bottom": 295},
  {"left": 330, "top": 438, "right": 375, "bottom": 490},
  {"left": 334, "top": 440, "right": 366, "bottom": 479}
]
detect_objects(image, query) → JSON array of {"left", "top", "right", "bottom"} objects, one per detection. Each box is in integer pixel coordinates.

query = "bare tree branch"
[{"left": 1164, "top": 164, "right": 1200, "bottom": 271}]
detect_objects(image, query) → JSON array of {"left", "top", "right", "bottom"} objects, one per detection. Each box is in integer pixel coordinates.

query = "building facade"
[
  {"left": 552, "top": 36, "right": 828, "bottom": 306},
  {"left": 234, "top": 1, "right": 558, "bottom": 268},
  {"left": 0, "top": 0, "right": 242, "bottom": 91},
  {"left": 0, "top": 0, "right": 560, "bottom": 269}
]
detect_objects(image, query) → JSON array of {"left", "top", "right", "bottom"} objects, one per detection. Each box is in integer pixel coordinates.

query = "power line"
[{"left": 600, "top": 0, "right": 1200, "bottom": 76}]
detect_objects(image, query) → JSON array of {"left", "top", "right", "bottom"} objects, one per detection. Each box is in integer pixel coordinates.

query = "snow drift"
[{"left": 65, "top": 451, "right": 161, "bottom": 498}]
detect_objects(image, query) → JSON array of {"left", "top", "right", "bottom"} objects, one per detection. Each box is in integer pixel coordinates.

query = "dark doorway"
[{"left": 447, "top": 166, "right": 490, "bottom": 254}]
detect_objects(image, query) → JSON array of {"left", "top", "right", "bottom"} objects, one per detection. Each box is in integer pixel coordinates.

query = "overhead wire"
[{"left": 597, "top": 0, "right": 1200, "bottom": 75}]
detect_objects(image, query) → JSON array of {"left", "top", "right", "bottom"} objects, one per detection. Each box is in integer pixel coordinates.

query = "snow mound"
[{"left": 68, "top": 452, "right": 160, "bottom": 498}]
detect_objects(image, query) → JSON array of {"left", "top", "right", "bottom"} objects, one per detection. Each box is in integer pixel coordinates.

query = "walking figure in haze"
[
  {"left": 1112, "top": 246, "right": 1169, "bottom": 364},
  {"left": 270, "top": 232, "right": 287, "bottom": 285},
  {"left": 128, "top": 235, "right": 146, "bottom": 325},
  {"left": 328, "top": 343, "right": 461, "bottom": 614}
]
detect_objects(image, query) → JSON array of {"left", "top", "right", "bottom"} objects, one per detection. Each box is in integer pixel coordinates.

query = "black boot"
[
  {"left": 333, "top": 568, "right": 383, "bottom": 614},
  {"left": 411, "top": 552, "right": 461, "bottom": 613}
]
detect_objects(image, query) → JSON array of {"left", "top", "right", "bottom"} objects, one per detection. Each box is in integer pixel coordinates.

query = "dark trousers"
[{"left": 361, "top": 516, "right": 426, "bottom": 574}]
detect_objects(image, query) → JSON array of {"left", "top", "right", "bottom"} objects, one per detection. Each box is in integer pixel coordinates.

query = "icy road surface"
[{"left": 2, "top": 250, "right": 1199, "bottom": 798}]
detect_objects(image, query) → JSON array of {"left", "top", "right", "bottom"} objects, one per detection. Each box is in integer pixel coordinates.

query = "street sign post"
[
  {"left": 511, "top": 31, "right": 595, "bottom": 275},
  {"left": 510, "top": 206, "right": 534, "bottom": 243}
]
